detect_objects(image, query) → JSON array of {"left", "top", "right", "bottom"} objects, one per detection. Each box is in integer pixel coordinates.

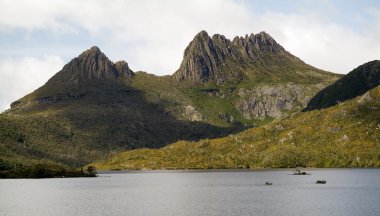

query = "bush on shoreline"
[{"left": 0, "top": 160, "right": 97, "bottom": 178}]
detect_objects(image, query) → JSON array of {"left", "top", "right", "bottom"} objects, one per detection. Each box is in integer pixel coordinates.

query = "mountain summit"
[
  {"left": 4, "top": 32, "right": 341, "bottom": 168},
  {"left": 14, "top": 46, "right": 136, "bottom": 100},
  {"left": 173, "top": 31, "right": 330, "bottom": 84},
  {"left": 232, "top": 31, "right": 289, "bottom": 55},
  {"left": 173, "top": 30, "right": 243, "bottom": 83},
  {"left": 48, "top": 46, "right": 134, "bottom": 87}
]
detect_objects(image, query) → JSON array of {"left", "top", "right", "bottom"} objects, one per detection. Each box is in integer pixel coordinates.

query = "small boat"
[
  {"left": 316, "top": 180, "right": 326, "bottom": 184},
  {"left": 265, "top": 181, "right": 273, "bottom": 185},
  {"left": 293, "top": 169, "right": 310, "bottom": 175}
]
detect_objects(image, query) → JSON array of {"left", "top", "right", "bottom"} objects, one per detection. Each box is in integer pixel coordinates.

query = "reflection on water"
[{"left": 1, "top": 169, "right": 380, "bottom": 216}]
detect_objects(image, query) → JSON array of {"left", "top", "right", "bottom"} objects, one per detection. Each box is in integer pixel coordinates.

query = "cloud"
[
  {"left": 1, "top": 0, "right": 379, "bottom": 74},
  {"left": 0, "top": 55, "right": 64, "bottom": 111},
  {"left": 0, "top": 0, "right": 255, "bottom": 74},
  {"left": 249, "top": 10, "right": 380, "bottom": 73}
]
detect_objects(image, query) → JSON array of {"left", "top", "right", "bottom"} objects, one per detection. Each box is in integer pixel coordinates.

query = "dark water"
[{"left": 1, "top": 169, "right": 380, "bottom": 216}]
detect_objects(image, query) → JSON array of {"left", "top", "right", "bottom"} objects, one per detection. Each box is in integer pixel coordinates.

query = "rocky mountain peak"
[
  {"left": 211, "top": 34, "right": 232, "bottom": 48},
  {"left": 88, "top": 46, "right": 101, "bottom": 53},
  {"left": 253, "top": 31, "right": 283, "bottom": 51},
  {"left": 232, "top": 31, "right": 285, "bottom": 53},
  {"left": 211, "top": 34, "right": 227, "bottom": 41},
  {"left": 173, "top": 31, "right": 305, "bottom": 83},
  {"left": 115, "top": 60, "right": 135, "bottom": 78},
  {"left": 76, "top": 46, "right": 103, "bottom": 61},
  {"left": 195, "top": 30, "right": 210, "bottom": 39},
  {"left": 174, "top": 30, "right": 232, "bottom": 83},
  {"left": 183, "top": 30, "right": 213, "bottom": 56},
  {"left": 48, "top": 46, "right": 134, "bottom": 86}
]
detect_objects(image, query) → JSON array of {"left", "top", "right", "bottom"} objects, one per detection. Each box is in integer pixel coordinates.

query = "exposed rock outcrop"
[
  {"left": 358, "top": 91, "right": 373, "bottom": 104},
  {"left": 236, "top": 84, "right": 317, "bottom": 119},
  {"left": 184, "top": 105, "right": 203, "bottom": 121},
  {"left": 10, "top": 46, "right": 136, "bottom": 109},
  {"left": 115, "top": 60, "right": 135, "bottom": 78},
  {"left": 173, "top": 31, "right": 305, "bottom": 83},
  {"left": 232, "top": 32, "right": 301, "bottom": 64},
  {"left": 48, "top": 46, "right": 134, "bottom": 86},
  {"left": 173, "top": 31, "right": 242, "bottom": 83}
]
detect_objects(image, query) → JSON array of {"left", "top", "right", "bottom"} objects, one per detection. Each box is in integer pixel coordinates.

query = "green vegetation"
[
  {"left": 3, "top": 67, "right": 337, "bottom": 168},
  {"left": 305, "top": 60, "right": 380, "bottom": 110},
  {"left": 2, "top": 81, "right": 249, "bottom": 167},
  {"left": 92, "top": 86, "right": 380, "bottom": 170},
  {"left": 0, "top": 159, "right": 97, "bottom": 178},
  {"left": 0, "top": 42, "right": 341, "bottom": 173},
  {"left": 6, "top": 35, "right": 378, "bottom": 179}
]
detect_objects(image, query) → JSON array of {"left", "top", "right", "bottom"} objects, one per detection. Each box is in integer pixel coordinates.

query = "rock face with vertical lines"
[
  {"left": 47, "top": 46, "right": 134, "bottom": 87},
  {"left": 173, "top": 30, "right": 335, "bottom": 84},
  {"left": 235, "top": 83, "right": 321, "bottom": 119},
  {"left": 173, "top": 31, "right": 241, "bottom": 83}
]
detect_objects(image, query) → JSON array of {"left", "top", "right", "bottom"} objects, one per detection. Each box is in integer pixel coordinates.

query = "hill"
[
  {"left": 305, "top": 60, "right": 380, "bottom": 111},
  {"left": 93, "top": 85, "right": 380, "bottom": 170},
  {"left": 2, "top": 31, "right": 340, "bottom": 168}
]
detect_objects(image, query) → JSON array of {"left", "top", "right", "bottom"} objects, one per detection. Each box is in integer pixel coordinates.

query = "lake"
[{"left": 1, "top": 169, "right": 379, "bottom": 216}]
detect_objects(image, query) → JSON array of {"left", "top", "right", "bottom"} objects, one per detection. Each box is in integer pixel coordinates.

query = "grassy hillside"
[
  {"left": 4, "top": 67, "right": 337, "bottom": 167},
  {"left": 305, "top": 60, "right": 380, "bottom": 111},
  {"left": 2, "top": 43, "right": 340, "bottom": 170},
  {"left": 4, "top": 84, "right": 246, "bottom": 167},
  {"left": 130, "top": 71, "right": 339, "bottom": 127},
  {"left": 93, "top": 86, "right": 380, "bottom": 170},
  {"left": 0, "top": 115, "right": 99, "bottom": 178},
  {"left": 1, "top": 72, "right": 339, "bottom": 169}
]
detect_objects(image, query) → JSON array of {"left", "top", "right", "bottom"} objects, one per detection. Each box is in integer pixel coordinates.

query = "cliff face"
[
  {"left": 235, "top": 84, "right": 322, "bottom": 119},
  {"left": 173, "top": 31, "right": 314, "bottom": 84},
  {"left": 47, "top": 46, "right": 134, "bottom": 87},
  {"left": 11, "top": 46, "right": 136, "bottom": 108},
  {"left": 173, "top": 31, "right": 243, "bottom": 83},
  {"left": 232, "top": 32, "right": 295, "bottom": 60},
  {"left": 172, "top": 31, "right": 340, "bottom": 121}
]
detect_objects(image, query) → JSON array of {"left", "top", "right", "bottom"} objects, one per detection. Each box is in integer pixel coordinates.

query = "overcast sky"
[{"left": 1, "top": 0, "right": 380, "bottom": 111}]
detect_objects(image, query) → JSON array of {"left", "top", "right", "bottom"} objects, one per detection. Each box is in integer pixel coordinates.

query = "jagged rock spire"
[
  {"left": 115, "top": 60, "right": 135, "bottom": 78},
  {"left": 47, "top": 46, "right": 134, "bottom": 86},
  {"left": 173, "top": 31, "right": 302, "bottom": 83},
  {"left": 173, "top": 31, "right": 242, "bottom": 83}
]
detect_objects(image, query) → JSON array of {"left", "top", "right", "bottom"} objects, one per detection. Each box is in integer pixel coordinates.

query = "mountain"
[
  {"left": 5, "top": 47, "right": 241, "bottom": 167},
  {"left": 93, "top": 85, "right": 380, "bottom": 170},
  {"left": 173, "top": 31, "right": 337, "bottom": 84},
  {"left": 169, "top": 31, "right": 340, "bottom": 122},
  {"left": 49, "top": 46, "right": 134, "bottom": 84},
  {"left": 11, "top": 46, "right": 134, "bottom": 105},
  {"left": 2, "top": 31, "right": 340, "bottom": 168},
  {"left": 305, "top": 60, "right": 380, "bottom": 111}
]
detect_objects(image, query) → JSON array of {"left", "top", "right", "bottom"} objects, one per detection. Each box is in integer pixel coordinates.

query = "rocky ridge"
[
  {"left": 305, "top": 60, "right": 380, "bottom": 111},
  {"left": 3, "top": 31, "right": 342, "bottom": 169},
  {"left": 11, "top": 46, "right": 136, "bottom": 108},
  {"left": 48, "top": 46, "right": 134, "bottom": 86},
  {"left": 173, "top": 31, "right": 240, "bottom": 83},
  {"left": 173, "top": 31, "right": 304, "bottom": 83}
]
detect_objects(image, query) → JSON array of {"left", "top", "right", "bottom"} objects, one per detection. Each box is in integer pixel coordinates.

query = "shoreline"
[{"left": 97, "top": 167, "right": 380, "bottom": 174}]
